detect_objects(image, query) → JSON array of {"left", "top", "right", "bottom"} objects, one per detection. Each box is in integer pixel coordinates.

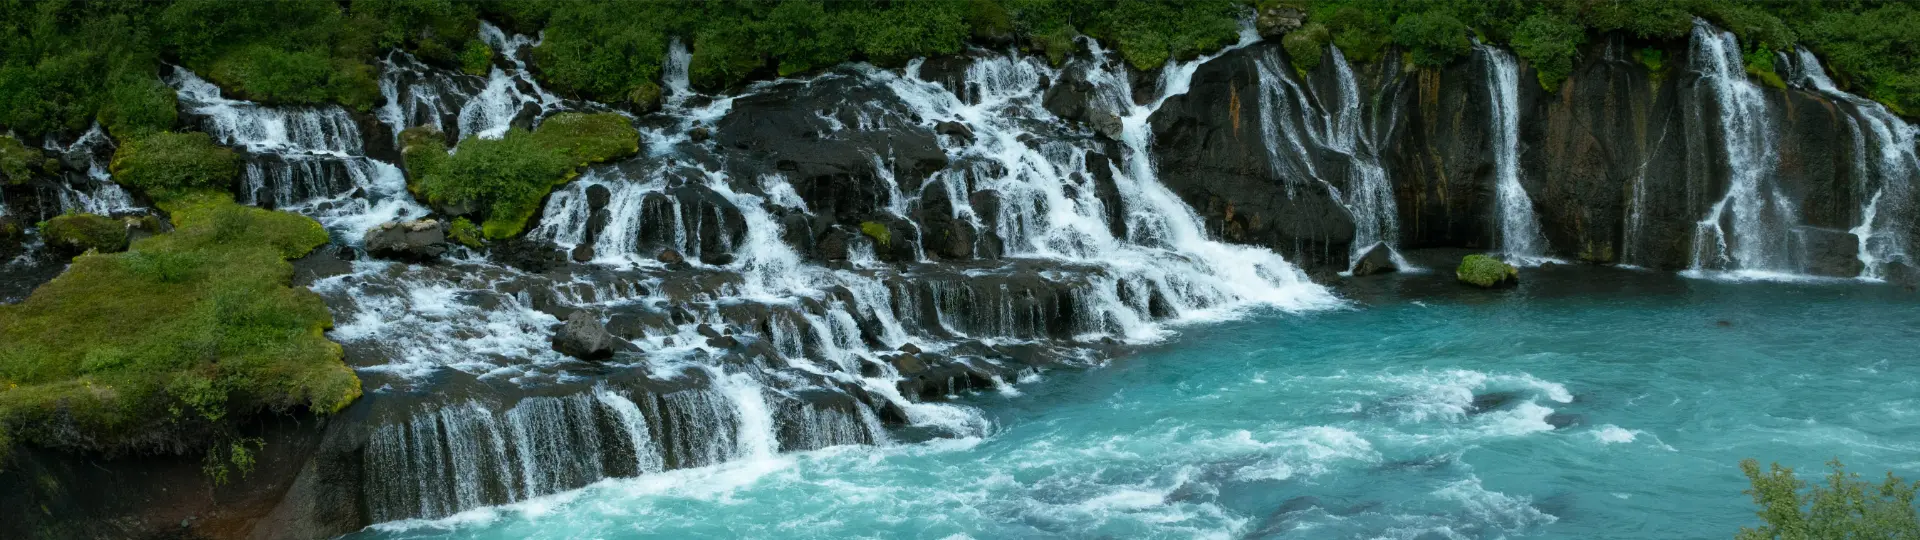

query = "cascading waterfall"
[
  {"left": 1686, "top": 21, "right": 1804, "bottom": 277},
  {"left": 1250, "top": 44, "right": 1410, "bottom": 271},
  {"left": 1790, "top": 48, "right": 1918, "bottom": 279},
  {"left": 1479, "top": 44, "right": 1553, "bottom": 264},
  {"left": 43, "top": 124, "right": 139, "bottom": 216},
  {"left": 168, "top": 68, "right": 425, "bottom": 239},
  {"left": 175, "top": 20, "right": 1344, "bottom": 527}
]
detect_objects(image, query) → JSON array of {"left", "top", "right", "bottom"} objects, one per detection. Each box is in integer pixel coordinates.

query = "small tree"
[{"left": 1737, "top": 458, "right": 1920, "bottom": 539}]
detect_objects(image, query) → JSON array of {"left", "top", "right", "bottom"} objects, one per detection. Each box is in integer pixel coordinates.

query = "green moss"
[
  {"left": 109, "top": 132, "right": 241, "bottom": 202},
  {"left": 534, "top": 113, "right": 643, "bottom": 164},
  {"left": 860, "top": 221, "right": 892, "bottom": 248},
  {"left": 458, "top": 38, "right": 494, "bottom": 77},
  {"left": 1455, "top": 254, "right": 1519, "bottom": 288},
  {"left": 448, "top": 217, "right": 483, "bottom": 248},
  {"left": 42, "top": 214, "right": 129, "bottom": 255},
  {"left": 1637, "top": 47, "right": 1667, "bottom": 84},
  {"left": 1745, "top": 45, "right": 1787, "bottom": 89},
  {"left": 0, "top": 136, "right": 55, "bottom": 186},
  {"left": 406, "top": 113, "right": 636, "bottom": 240},
  {"left": 0, "top": 195, "right": 354, "bottom": 475}
]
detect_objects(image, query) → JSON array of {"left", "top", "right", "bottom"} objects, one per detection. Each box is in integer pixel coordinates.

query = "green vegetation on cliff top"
[
  {"left": 5, "top": 1, "right": 1920, "bottom": 141},
  {"left": 405, "top": 112, "right": 638, "bottom": 239},
  {"left": 0, "top": 194, "right": 357, "bottom": 476}
]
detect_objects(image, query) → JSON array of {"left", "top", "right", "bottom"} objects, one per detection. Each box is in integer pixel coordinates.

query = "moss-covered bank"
[{"left": 0, "top": 194, "right": 357, "bottom": 478}]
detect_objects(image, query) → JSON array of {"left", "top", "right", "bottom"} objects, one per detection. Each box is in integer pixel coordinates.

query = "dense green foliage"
[
  {"left": 1738, "top": 458, "right": 1920, "bottom": 539},
  {"left": 108, "top": 131, "right": 241, "bottom": 202},
  {"left": 407, "top": 112, "right": 638, "bottom": 239},
  {"left": 0, "top": 195, "right": 356, "bottom": 477},
  {"left": 0, "top": 135, "right": 55, "bottom": 185},
  {"left": 9, "top": 0, "right": 1920, "bottom": 137},
  {"left": 41, "top": 213, "right": 128, "bottom": 254},
  {"left": 1455, "top": 254, "right": 1518, "bottom": 288}
]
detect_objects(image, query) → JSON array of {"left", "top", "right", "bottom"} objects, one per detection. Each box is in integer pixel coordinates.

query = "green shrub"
[
  {"left": 1284, "top": 23, "right": 1333, "bottom": 74},
  {"left": 1511, "top": 13, "right": 1585, "bottom": 91},
  {"left": 860, "top": 221, "right": 891, "bottom": 248},
  {"left": 0, "top": 195, "right": 353, "bottom": 479},
  {"left": 447, "top": 217, "right": 483, "bottom": 248},
  {"left": 42, "top": 213, "right": 129, "bottom": 254},
  {"left": 407, "top": 112, "right": 636, "bottom": 239},
  {"left": 0, "top": 136, "right": 55, "bottom": 186},
  {"left": 1392, "top": 10, "right": 1472, "bottom": 67},
  {"left": 109, "top": 132, "right": 241, "bottom": 202},
  {"left": 1455, "top": 254, "right": 1518, "bottom": 288},
  {"left": 99, "top": 75, "right": 180, "bottom": 140},
  {"left": 1737, "top": 458, "right": 1920, "bottom": 539},
  {"left": 1745, "top": 45, "right": 1787, "bottom": 89}
]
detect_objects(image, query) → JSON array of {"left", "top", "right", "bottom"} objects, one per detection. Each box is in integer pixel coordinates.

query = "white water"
[
  {"left": 1250, "top": 44, "right": 1411, "bottom": 271},
  {"left": 1479, "top": 45, "right": 1553, "bottom": 265},
  {"left": 1791, "top": 48, "right": 1918, "bottom": 279},
  {"left": 43, "top": 124, "right": 139, "bottom": 215},
  {"left": 1685, "top": 21, "right": 1804, "bottom": 278}
]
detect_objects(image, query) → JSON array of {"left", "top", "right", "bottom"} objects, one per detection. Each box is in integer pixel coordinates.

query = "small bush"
[
  {"left": 1511, "top": 13, "right": 1586, "bottom": 91},
  {"left": 109, "top": 132, "right": 241, "bottom": 202},
  {"left": 1745, "top": 45, "right": 1787, "bottom": 89},
  {"left": 860, "top": 221, "right": 892, "bottom": 248},
  {"left": 42, "top": 214, "right": 129, "bottom": 254},
  {"left": 447, "top": 217, "right": 483, "bottom": 248},
  {"left": 1455, "top": 254, "right": 1518, "bottom": 288},
  {"left": 1737, "top": 458, "right": 1920, "bottom": 539},
  {"left": 99, "top": 75, "right": 180, "bottom": 140},
  {"left": 1393, "top": 11, "right": 1473, "bottom": 67}
]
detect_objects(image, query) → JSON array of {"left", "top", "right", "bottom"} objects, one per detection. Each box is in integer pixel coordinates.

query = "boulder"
[
  {"left": 570, "top": 244, "right": 595, "bottom": 263},
  {"left": 934, "top": 121, "right": 974, "bottom": 144},
  {"left": 363, "top": 219, "right": 448, "bottom": 261},
  {"left": 1255, "top": 6, "right": 1305, "bottom": 38},
  {"left": 1455, "top": 254, "right": 1518, "bottom": 288},
  {"left": 1089, "top": 111, "right": 1125, "bottom": 140},
  {"left": 551, "top": 311, "right": 618, "bottom": 360},
  {"left": 586, "top": 184, "right": 612, "bottom": 211},
  {"left": 1795, "top": 226, "right": 1864, "bottom": 278},
  {"left": 1349, "top": 243, "right": 1399, "bottom": 277},
  {"left": 41, "top": 213, "right": 128, "bottom": 254},
  {"left": 488, "top": 238, "right": 567, "bottom": 272},
  {"left": 700, "top": 251, "right": 735, "bottom": 266},
  {"left": 657, "top": 248, "right": 686, "bottom": 265}
]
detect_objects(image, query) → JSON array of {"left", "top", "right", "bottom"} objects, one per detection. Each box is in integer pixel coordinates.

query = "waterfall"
[
  {"left": 1686, "top": 21, "right": 1803, "bottom": 277},
  {"left": 44, "top": 125, "right": 139, "bottom": 216},
  {"left": 169, "top": 67, "right": 426, "bottom": 240},
  {"left": 1479, "top": 45, "right": 1553, "bottom": 264},
  {"left": 1790, "top": 48, "right": 1918, "bottom": 279},
  {"left": 1250, "top": 44, "right": 1410, "bottom": 271}
]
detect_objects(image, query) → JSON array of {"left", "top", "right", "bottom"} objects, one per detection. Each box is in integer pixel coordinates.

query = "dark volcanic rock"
[
  {"left": 1796, "top": 226, "right": 1863, "bottom": 277},
  {"left": 363, "top": 219, "right": 448, "bottom": 261},
  {"left": 552, "top": 311, "right": 619, "bottom": 360},
  {"left": 489, "top": 238, "right": 567, "bottom": 273},
  {"left": 1149, "top": 42, "right": 1357, "bottom": 274}
]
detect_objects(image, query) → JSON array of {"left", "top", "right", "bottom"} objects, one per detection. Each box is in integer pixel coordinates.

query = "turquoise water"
[{"left": 363, "top": 267, "right": 1920, "bottom": 539}]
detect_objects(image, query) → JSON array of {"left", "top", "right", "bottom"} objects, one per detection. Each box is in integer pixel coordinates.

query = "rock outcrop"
[{"left": 363, "top": 219, "right": 448, "bottom": 261}]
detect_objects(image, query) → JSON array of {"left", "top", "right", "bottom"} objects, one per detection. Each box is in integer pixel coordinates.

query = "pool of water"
[{"left": 360, "top": 264, "right": 1920, "bottom": 539}]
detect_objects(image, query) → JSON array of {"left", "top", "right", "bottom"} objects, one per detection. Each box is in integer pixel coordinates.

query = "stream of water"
[{"left": 357, "top": 266, "right": 1918, "bottom": 539}]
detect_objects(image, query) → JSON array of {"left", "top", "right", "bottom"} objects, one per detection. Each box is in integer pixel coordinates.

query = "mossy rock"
[
  {"left": 42, "top": 214, "right": 129, "bottom": 254},
  {"left": 447, "top": 217, "right": 484, "bottom": 248},
  {"left": 1456, "top": 254, "right": 1519, "bottom": 288},
  {"left": 109, "top": 132, "right": 241, "bottom": 202},
  {"left": 0, "top": 136, "right": 57, "bottom": 186},
  {"left": 860, "top": 221, "right": 892, "bottom": 248}
]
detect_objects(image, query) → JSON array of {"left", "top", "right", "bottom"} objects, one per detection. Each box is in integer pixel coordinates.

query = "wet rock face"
[
  {"left": 364, "top": 219, "right": 448, "bottom": 261},
  {"left": 1150, "top": 43, "right": 1358, "bottom": 274}
]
